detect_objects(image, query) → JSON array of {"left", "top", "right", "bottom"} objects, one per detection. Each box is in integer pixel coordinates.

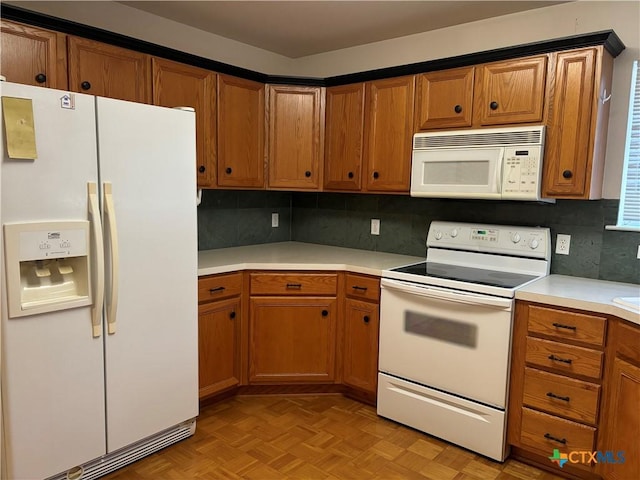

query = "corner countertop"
[
  {"left": 516, "top": 275, "right": 640, "bottom": 325},
  {"left": 198, "top": 242, "right": 423, "bottom": 277}
]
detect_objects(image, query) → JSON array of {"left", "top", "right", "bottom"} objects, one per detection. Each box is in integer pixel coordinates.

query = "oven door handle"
[{"left": 381, "top": 278, "right": 513, "bottom": 310}]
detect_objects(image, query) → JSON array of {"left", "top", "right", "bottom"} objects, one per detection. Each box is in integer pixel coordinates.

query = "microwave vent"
[{"left": 413, "top": 126, "right": 544, "bottom": 149}]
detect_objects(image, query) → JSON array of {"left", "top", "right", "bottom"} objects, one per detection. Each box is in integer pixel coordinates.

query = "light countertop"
[
  {"left": 516, "top": 275, "right": 640, "bottom": 325},
  {"left": 198, "top": 242, "right": 423, "bottom": 277}
]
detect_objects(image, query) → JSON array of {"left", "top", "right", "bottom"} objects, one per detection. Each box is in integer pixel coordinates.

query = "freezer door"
[
  {"left": 0, "top": 83, "right": 106, "bottom": 479},
  {"left": 95, "top": 97, "right": 198, "bottom": 453}
]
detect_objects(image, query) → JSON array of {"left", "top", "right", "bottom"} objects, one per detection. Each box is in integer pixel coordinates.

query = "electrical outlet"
[
  {"left": 371, "top": 219, "right": 380, "bottom": 235},
  {"left": 555, "top": 234, "right": 571, "bottom": 255},
  {"left": 271, "top": 213, "right": 279, "bottom": 228},
  {"left": 637, "top": 245, "right": 640, "bottom": 259}
]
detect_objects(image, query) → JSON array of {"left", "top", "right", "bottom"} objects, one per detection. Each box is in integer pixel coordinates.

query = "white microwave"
[{"left": 410, "top": 126, "right": 551, "bottom": 201}]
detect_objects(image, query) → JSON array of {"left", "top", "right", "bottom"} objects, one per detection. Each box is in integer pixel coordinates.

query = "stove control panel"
[{"left": 427, "top": 221, "right": 550, "bottom": 260}]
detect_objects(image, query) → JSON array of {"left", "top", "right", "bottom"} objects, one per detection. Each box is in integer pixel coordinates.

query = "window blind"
[{"left": 618, "top": 60, "right": 640, "bottom": 230}]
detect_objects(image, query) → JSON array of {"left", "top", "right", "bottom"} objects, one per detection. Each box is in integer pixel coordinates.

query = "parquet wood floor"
[{"left": 103, "top": 395, "right": 565, "bottom": 480}]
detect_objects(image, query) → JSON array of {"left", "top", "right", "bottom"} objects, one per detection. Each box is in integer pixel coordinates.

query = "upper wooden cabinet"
[
  {"left": 67, "top": 36, "right": 151, "bottom": 103},
  {"left": 217, "top": 75, "right": 266, "bottom": 189},
  {"left": 267, "top": 85, "right": 325, "bottom": 190},
  {"left": 542, "top": 47, "right": 613, "bottom": 199},
  {"left": 364, "top": 76, "right": 415, "bottom": 192},
  {"left": 324, "top": 83, "right": 366, "bottom": 191},
  {"left": 0, "top": 20, "right": 67, "bottom": 89},
  {"left": 152, "top": 58, "right": 216, "bottom": 188},
  {"left": 473, "top": 56, "right": 547, "bottom": 126},
  {"left": 415, "top": 66, "right": 475, "bottom": 130}
]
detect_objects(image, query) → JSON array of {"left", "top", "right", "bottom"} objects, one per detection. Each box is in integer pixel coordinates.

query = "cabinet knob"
[
  {"left": 562, "top": 170, "right": 573, "bottom": 179},
  {"left": 229, "top": 311, "right": 236, "bottom": 319},
  {"left": 305, "top": 171, "right": 312, "bottom": 178},
  {"left": 321, "top": 310, "right": 329, "bottom": 317},
  {"left": 373, "top": 171, "right": 379, "bottom": 179},
  {"left": 198, "top": 166, "right": 206, "bottom": 173},
  {"left": 489, "top": 101, "right": 499, "bottom": 110},
  {"left": 81, "top": 81, "right": 92, "bottom": 91},
  {"left": 225, "top": 167, "right": 232, "bottom": 174},
  {"left": 454, "top": 104, "right": 462, "bottom": 114},
  {"left": 363, "top": 315, "right": 370, "bottom": 324},
  {"left": 35, "top": 73, "right": 47, "bottom": 84},
  {"left": 348, "top": 171, "right": 354, "bottom": 179}
]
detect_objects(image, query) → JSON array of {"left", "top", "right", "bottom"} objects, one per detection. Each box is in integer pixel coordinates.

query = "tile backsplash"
[{"left": 198, "top": 190, "right": 640, "bottom": 284}]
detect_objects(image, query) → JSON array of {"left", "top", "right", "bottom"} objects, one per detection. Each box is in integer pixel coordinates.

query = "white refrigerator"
[{"left": 0, "top": 82, "right": 198, "bottom": 480}]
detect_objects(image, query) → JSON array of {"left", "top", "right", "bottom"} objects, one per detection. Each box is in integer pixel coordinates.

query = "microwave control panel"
[{"left": 501, "top": 146, "right": 543, "bottom": 200}]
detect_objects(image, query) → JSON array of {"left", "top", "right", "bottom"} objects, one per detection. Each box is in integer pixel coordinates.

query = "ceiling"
[{"left": 119, "top": 1, "right": 570, "bottom": 58}]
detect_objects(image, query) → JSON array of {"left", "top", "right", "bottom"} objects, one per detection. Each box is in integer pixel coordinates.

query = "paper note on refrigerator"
[{"left": 2, "top": 96, "right": 38, "bottom": 159}]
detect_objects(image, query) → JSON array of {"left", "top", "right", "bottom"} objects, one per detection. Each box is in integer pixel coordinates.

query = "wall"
[{"left": 200, "top": 190, "right": 640, "bottom": 285}]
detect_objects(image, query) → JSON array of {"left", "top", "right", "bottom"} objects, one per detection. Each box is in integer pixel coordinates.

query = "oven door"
[{"left": 379, "top": 278, "right": 514, "bottom": 408}]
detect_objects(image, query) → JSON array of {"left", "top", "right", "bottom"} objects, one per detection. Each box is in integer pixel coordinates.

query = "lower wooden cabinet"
[{"left": 343, "top": 298, "right": 379, "bottom": 393}]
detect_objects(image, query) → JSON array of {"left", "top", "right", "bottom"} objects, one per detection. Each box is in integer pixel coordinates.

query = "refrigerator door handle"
[
  {"left": 104, "top": 182, "right": 120, "bottom": 335},
  {"left": 88, "top": 182, "right": 105, "bottom": 338}
]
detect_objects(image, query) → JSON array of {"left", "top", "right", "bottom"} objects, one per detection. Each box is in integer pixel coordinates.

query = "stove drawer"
[
  {"left": 519, "top": 407, "right": 596, "bottom": 469},
  {"left": 523, "top": 367, "right": 600, "bottom": 424},
  {"left": 525, "top": 337, "right": 604, "bottom": 380},
  {"left": 527, "top": 305, "right": 606, "bottom": 347}
]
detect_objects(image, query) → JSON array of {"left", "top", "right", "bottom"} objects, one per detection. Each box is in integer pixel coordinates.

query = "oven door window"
[{"left": 405, "top": 311, "right": 477, "bottom": 348}]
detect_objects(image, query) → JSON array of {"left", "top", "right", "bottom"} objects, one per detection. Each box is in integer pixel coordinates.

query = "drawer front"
[
  {"left": 520, "top": 407, "right": 596, "bottom": 460},
  {"left": 523, "top": 367, "right": 600, "bottom": 424},
  {"left": 616, "top": 320, "right": 640, "bottom": 365},
  {"left": 527, "top": 305, "right": 606, "bottom": 346},
  {"left": 250, "top": 273, "right": 338, "bottom": 296},
  {"left": 345, "top": 273, "right": 380, "bottom": 302},
  {"left": 198, "top": 272, "right": 242, "bottom": 303},
  {"left": 525, "top": 337, "right": 603, "bottom": 380}
]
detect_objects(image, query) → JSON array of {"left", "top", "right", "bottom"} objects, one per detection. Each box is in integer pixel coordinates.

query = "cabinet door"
[
  {"left": 198, "top": 297, "right": 241, "bottom": 399},
  {"left": 474, "top": 56, "right": 547, "bottom": 126},
  {"left": 599, "top": 358, "right": 639, "bottom": 480},
  {"left": 415, "top": 66, "right": 474, "bottom": 130},
  {"left": 267, "top": 85, "right": 324, "bottom": 190},
  {"left": 364, "top": 76, "right": 414, "bottom": 192},
  {"left": 0, "top": 20, "right": 67, "bottom": 89},
  {"left": 152, "top": 58, "right": 216, "bottom": 188},
  {"left": 543, "top": 48, "right": 599, "bottom": 198},
  {"left": 343, "top": 299, "right": 379, "bottom": 393},
  {"left": 68, "top": 36, "right": 151, "bottom": 103},
  {"left": 217, "top": 75, "right": 265, "bottom": 188},
  {"left": 324, "top": 83, "right": 365, "bottom": 190},
  {"left": 249, "top": 297, "right": 336, "bottom": 383}
]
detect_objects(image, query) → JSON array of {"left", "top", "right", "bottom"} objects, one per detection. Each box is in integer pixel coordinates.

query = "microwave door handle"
[
  {"left": 381, "top": 278, "right": 513, "bottom": 310},
  {"left": 495, "top": 147, "right": 504, "bottom": 193}
]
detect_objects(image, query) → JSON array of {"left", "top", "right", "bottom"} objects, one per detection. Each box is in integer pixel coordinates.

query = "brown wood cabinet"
[
  {"left": 508, "top": 301, "right": 607, "bottom": 477},
  {"left": 248, "top": 272, "right": 337, "bottom": 383},
  {"left": 597, "top": 320, "right": 640, "bottom": 480},
  {"left": 342, "top": 273, "right": 380, "bottom": 396},
  {"left": 473, "top": 55, "right": 547, "bottom": 126},
  {"left": 151, "top": 58, "right": 216, "bottom": 188},
  {"left": 267, "top": 85, "right": 324, "bottom": 190},
  {"left": 197, "top": 273, "right": 243, "bottom": 399},
  {"left": 543, "top": 47, "right": 613, "bottom": 199},
  {"left": 217, "top": 75, "right": 266, "bottom": 189},
  {"left": 324, "top": 83, "right": 366, "bottom": 191},
  {"left": 414, "top": 66, "right": 474, "bottom": 130},
  {"left": 363, "top": 76, "right": 415, "bottom": 192},
  {"left": 0, "top": 19, "right": 67, "bottom": 89},
  {"left": 67, "top": 36, "right": 151, "bottom": 103}
]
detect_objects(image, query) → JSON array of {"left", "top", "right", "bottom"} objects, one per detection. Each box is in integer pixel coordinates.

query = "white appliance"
[
  {"left": 411, "top": 126, "right": 551, "bottom": 201},
  {"left": 377, "top": 221, "right": 550, "bottom": 461},
  {"left": 0, "top": 82, "right": 198, "bottom": 480}
]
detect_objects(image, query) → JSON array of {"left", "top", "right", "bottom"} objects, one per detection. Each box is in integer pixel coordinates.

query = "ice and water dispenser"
[{"left": 4, "top": 221, "right": 92, "bottom": 317}]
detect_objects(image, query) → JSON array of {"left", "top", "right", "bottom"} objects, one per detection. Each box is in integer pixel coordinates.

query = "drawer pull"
[
  {"left": 548, "top": 354, "right": 573, "bottom": 364},
  {"left": 552, "top": 322, "right": 577, "bottom": 331},
  {"left": 209, "top": 286, "right": 225, "bottom": 293},
  {"left": 546, "top": 392, "right": 570, "bottom": 402},
  {"left": 352, "top": 285, "right": 368, "bottom": 291},
  {"left": 286, "top": 283, "right": 302, "bottom": 289},
  {"left": 544, "top": 433, "right": 567, "bottom": 444}
]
